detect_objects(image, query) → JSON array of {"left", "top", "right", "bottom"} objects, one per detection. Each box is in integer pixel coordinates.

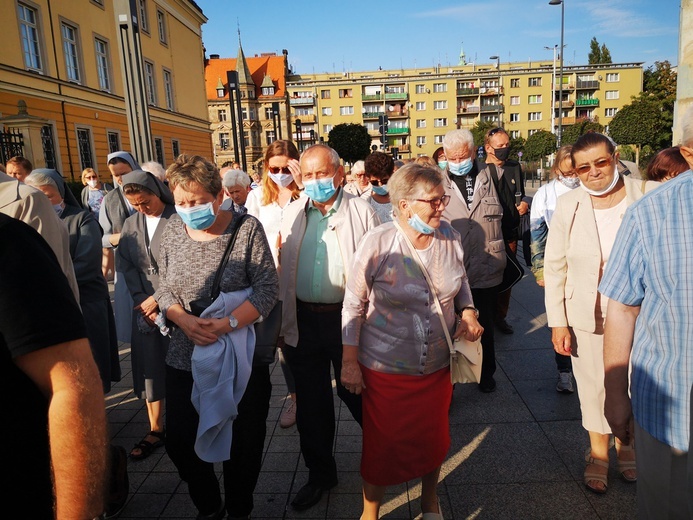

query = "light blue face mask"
[
  {"left": 448, "top": 158, "right": 473, "bottom": 176},
  {"left": 438, "top": 160, "right": 448, "bottom": 170},
  {"left": 303, "top": 176, "right": 337, "bottom": 203},
  {"left": 175, "top": 201, "right": 217, "bottom": 230},
  {"left": 408, "top": 212, "right": 435, "bottom": 235},
  {"left": 371, "top": 184, "right": 388, "bottom": 196},
  {"left": 53, "top": 203, "right": 64, "bottom": 217}
]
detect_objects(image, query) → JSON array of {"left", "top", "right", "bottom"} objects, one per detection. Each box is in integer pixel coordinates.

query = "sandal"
[
  {"left": 130, "top": 430, "right": 165, "bottom": 460},
  {"left": 584, "top": 448, "right": 609, "bottom": 494},
  {"left": 616, "top": 442, "right": 637, "bottom": 482}
]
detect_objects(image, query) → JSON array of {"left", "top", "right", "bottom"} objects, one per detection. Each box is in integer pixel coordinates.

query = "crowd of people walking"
[{"left": 2, "top": 109, "right": 693, "bottom": 519}]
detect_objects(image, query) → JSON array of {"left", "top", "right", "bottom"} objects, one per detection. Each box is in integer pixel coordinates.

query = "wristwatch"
[
  {"left": 460, "top": 306, "right": 480, "bottom": 319},
  {"left": 228, "top": 314, "right": 239, "bottom": 331}
]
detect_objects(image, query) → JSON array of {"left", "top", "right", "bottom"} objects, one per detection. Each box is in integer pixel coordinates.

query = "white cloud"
[{"left": 583, "top": 0, "right": 671, "bottom": 38}]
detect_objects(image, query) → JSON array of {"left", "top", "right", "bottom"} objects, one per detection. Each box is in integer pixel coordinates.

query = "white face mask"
[
  {"left": 558, "top": 175, "right": 580, "bottom": 189},
  {"left": 579, "top": 164, "right": 620, "bottom": 196},
  {"left": 87, "top": 179, "right": 98, "bottom": 188},
  {"left": 268, "top": 172, "right": 294, "bottom": 188}
]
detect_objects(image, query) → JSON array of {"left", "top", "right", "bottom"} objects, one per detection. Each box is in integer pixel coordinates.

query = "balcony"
[
  {"left": 480, "top": 104, "right": 504, "bottom": 113},
  {"left": 576, "top": 98, "right": 599, "bottom": 106},
  {"left": 293, "top": 114, "right": 316, "bottom": 124},
  {"left": 480, "top": 86, "right": 503, "bottom": 96},
  {"left": 387, "top": 110, "right": 408, "bottom": 118},
  {"left": 388, "top": 127, "right": 409, "bottom": 135},
  {"left": 576, "top": 80, "right": 600, "bottom": 89},
  {"left": 384, "top": 92, "right": 408, "bottom": 100},
  {"left": 458, "top": 105, "right": 480, "bottom": 114},
  {"left": 399, "top": 144, "right": 410, "bottom": 152},
  {"left": 555, "top": 81, "right": 575, "bottom": 90},
  {"left": 554, "top": 100, "right": 575, "bottom": 109},
  {"left": 456, "top": 87, "right": 479, "bottom": 96},
  {"left": 558, "top": 116, "right": 576, "bottom": 125},
  {"left": 290, "top": 96, "right": 314, "bottom": 106},
  {"left": 362, "top": 94, "right": 383, "bottom": 101},
  {"left": 367, "top": 129, "right": 381, "bottom": 137},
  {"left": 363, "top": 111, "right": 386, "bottom": 119}
]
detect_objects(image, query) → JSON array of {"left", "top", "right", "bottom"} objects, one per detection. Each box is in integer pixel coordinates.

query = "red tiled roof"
[{"left": 205, "top": 55, "right": 286, "bottom": 100}]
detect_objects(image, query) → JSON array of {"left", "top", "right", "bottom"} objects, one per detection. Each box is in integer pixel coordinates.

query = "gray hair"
[
  {"left": 442, "top": 129, "right": 475, "bottom": 154},
  {"left": 223, "top": 169, "right": 251, "bottom": 188},
  {"left": 350, "top": 160, "right": 365, "bottom": 176},
  {"left": 302, "top": 144, "right": 341, "bottom": 171},
  {"left": 388, "top": 163, "right": 443, "bottom": 217},
  {"left": 141, "top": 161, "right": 167, "bottom": 182},
  {"left": 682, "top": 104, "right": 693, "bottom": 148},
  {"left": 25, "top": 172, "right": 59, "bottom": 193}
]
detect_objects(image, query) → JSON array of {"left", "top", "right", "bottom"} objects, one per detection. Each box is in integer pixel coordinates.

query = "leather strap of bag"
[
  {"left": 392, "top": 220, "right": 456, "bottom": 354},
  {"left": 209, "top": 214, "right": 247, "bottom": 300}
]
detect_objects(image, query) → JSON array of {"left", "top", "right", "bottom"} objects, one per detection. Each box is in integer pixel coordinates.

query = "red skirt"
[{"left": 360, "top": 364, "right": 452, "bottom": 486}]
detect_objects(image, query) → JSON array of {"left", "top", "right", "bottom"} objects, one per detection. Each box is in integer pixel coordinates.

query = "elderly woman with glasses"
[
  {"left": 344, "top": 159, "right": 371, "bottom": 197},
  {"left": 545, "top": 132, "right": 658, "bottom": 494},
  {"left": 341, "top": 163, "right": 483, "bottom": 520}
]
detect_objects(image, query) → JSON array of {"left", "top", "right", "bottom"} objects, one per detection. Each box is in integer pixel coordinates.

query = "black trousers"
[
  {"left": 165, "top": 364, "right": 271, "bottom": 517},
  {"left": 471, "top": 286, "right": 498, "bottom": 383},
  {"left": 282, "top": 303, "right": 362, "bottom": 486}
]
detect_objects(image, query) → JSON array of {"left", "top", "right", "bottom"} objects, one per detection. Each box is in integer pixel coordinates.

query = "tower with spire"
[{"left": 458, "top": 44, "right": 467, "bottom": 66}]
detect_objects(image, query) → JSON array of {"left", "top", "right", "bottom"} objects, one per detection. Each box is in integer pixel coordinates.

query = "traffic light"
[{"left": 378, "top": 114, "right": 389, "bottom": 146}]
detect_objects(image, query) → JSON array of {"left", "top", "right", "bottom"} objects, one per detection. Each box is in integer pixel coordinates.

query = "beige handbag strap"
[{"left": 392, "top": 220, "right": 456, "bottom": 354}]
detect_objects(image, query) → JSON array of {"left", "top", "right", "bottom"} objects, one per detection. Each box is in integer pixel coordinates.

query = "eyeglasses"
[
  {"left": 413, "top": 194, "right": 451, "bottom": 209},
  {"left": 85, "top": 176, "right": 98, "bottom": 180},
  {"left": 268, "top": 166, "right": 291, "bottom": 174},
  {"left": 574, "top": 155, "right": 614, "bottom": 175},
  {"left": 369, "top": 178, "right": 389, "bottom": 187}
]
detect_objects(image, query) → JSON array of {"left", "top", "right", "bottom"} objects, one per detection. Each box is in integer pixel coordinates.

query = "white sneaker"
[
  {"left": 556, "top": 371, "right": 575, "bottom": 393},
  {"left": 280, "top": 398, "right": 297, "bottom": 428}
]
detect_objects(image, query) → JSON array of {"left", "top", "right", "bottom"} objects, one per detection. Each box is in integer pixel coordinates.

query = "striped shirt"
[{"left": 599, "top": 170, "right": 693, "bottom": 451}]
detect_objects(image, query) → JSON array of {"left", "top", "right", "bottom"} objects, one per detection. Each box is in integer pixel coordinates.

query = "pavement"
[{"left": 105, "top": 191, "right": 637, "bottom": 519}]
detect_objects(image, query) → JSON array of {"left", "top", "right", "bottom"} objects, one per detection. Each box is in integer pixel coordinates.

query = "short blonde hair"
[
  {"left": 166, "top": 154, "right": 221, "bottom": 197},
  {"left": 81, "top": 167, "right": 99, "bottom": 185},
  {"left": 388, "top": 163, "right": 443, "bottom": 216},
  {"left": 550, "top": 145, "right": 573, "bottom": 179}
]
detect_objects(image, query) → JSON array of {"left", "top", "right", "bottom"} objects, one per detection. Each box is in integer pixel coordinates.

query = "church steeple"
[
  {"left": 236, "top": 30, "right": 254, "bottom": 89},
  {"left": 458, "top": 44, "right": 467, "bottom": 66}
]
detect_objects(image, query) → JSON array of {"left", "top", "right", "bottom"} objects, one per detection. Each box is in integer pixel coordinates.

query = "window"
[
  {"left": 339, "top": 106, "right": 354, "bottom": 115},
  {"left": 295, "top": 107, "right": 312, "bottom": 116},
  {"left": 322, "top": 107, "right": 332, "bottom": 116},
  {"left": 481, "top": 115, "right": 499, "bottom": 123},
  {"left": 171, "top": 138, "right": 180, "bottom": 157},
  {"left": 339, "top": 88, "right": 352, "bottom": 98},
  {"left": 163, "top": 68, "right": 174, "bottom": 110},
  {"left": 528, "top": 111, "right": 542, "bottom": 121},
  {"left": 320, "top": 89, "right": 330, "bottom": 99},
  {"left": 433, "top": 83, "right": 447, "bottom": 93},
  {"left": 434, "top": 118, "right": 447, "bottom": 127},
  {"left": 323, "top": 124, "right": 333, "bottom": 133},
  {"left": 154, "top": 137, "right": 164, "bottom": 165},
  {"left": 605, "top": 90, "right": 619, "bottom": 100},
  {"left": 61, "top": 21, "right": 81, "bottom": 83},
  {"left": 416, "top": 136, "right": 426, "bottom": 146},
  {"left": 509, "top": 130, "right": 520, "bottom": 139},
  {"left": 416, "top": 119, "right": 426, "bottom": 128},
  {"left": 434, "top": 135, "right": 444, "bottom": 144},
  {"left": 528, "top": 95, "right": 542, "bottom": 104},
  {"left": 415, "top": 84, "right": 426, "bottom": 94},
  {"left": 606, "top": 73, "right": 620, "bottom": 82},
  {"left": 94, "top": 37, "right": 111, "bottom": 91},
  {"left": 219, "top": 133, "right": 229, "bottom": 150},
  {"left": 76, "top": 126, "right": 94, "bottom": 170},
  {"left": 605, "top": 107, "right": 618, "bottom": 117},
  {"left": 41, "top": 125, "right": 57, "bottom": 169},
  {"left": 156, "top": 9, "right": 167, "bottom": 44},
  {"left": 262, "top": 85, "right": 274, "bottom": 96},
  {"left": 510, "top": 113, "right": 520, "bottom": 122},
  {"left": 265, "top": 130, "right": 276, "bottom": 145},
  {"left": 242, "top": 131, "right": 249, "bottom": 148},
  {"left": 528, "top": 129, "right": 539, "bottom": 136},
  {"left": 138, "top": 0, "right": 149, "bottom": 33},
  {"left": 144, "top": 60, "right": 156, "bottom": 105},
  {"left": 241, "top": 107, "right": 248, "bottom": 120},
  {"left": 106, "top": 130, "right": 120, "bottom": 153},
  {"left": 264, "top": 107, "right": 273, "bottom": 119},
  {"left": 508, "top": 96, "right": 520, "bottom": 106},
  {"left": 416, "top": 101, "right": 426, "bottom": 111},
  {"left": 18, "top": 3, "right": 43, "bottom": 72},
  {"left": 433, "top": 100, "right": 447, "bottom": 110},
  {"left": 510, "top": 78, "right": 520, "bottom": 88},
  {"left": 528, "top": 77, "right": 541, "bottom": 87},
  {"left": 217, "top": 109, "right": 226, "bottom": 122}
]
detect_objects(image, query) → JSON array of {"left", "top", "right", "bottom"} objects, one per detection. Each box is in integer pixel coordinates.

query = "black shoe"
[
  {"left": 104, "top": 445, "right": 129, "bottom": 519},
  {"left": 196, "top": 500, "right": 225, "bottom": 520},
  {"left": 496, "top": 319, "right": 514, "bottom": 334},
  {"left": 479, "top": 377, "right": 497, "bottom": 393},
  {"left": 291, "top": 482, "right": 335, "bottom": 511}
]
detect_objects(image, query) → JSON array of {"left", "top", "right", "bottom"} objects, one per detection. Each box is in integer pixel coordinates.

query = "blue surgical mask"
[
  {"left": 175, "top": 201, "right": 217, "bottom": 230},
  {"left": 371, "top": 184, "right": 388, "bottom": 196},
  {"left": 53, "top": 203, "right": 64, "bottom": 216},
  {"left": 438, "top": 160, "right": 448, "bottom": 170},
  {"left": 408, "top": 212, "right": 435, "bottom": 235},
  {"left": 303, "top": 176, "right": 337, "bottom": 203},
  {"left": 448, "top": 158, "right": 473, "bottom": 176}
]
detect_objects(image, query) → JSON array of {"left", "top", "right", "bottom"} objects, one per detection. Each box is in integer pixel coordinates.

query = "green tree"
[
  {"left": 588, "top": 37, "right": 601, "bottom": 64},
  {"left": 470, "top": 120, "right": 495, "bottom": 150},
  {"left": 327, "top": 123, "right": 371, "bottom": 164},
  {"left": 600, "top": 44, "right": 612, "bottom": 64},
  {"left": 508, "top": 136, "right": 525, "bottom": 161},
  {"left": 609, "top": 98, "right": 668, "bottom": 163},
  {"left": 524, "top": 130, "right": 556, "bottom": 161},
  {"left": 560, "top": 119, "right": 604, "bottom": 146}
]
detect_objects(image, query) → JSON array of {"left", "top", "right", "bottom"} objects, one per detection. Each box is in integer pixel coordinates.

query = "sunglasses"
[
  {"left": 487, "top": 127, "right": 504, "bottom": 138},
  {"left": 369, "top": 178, "right": 389, "bottom": 187},
  {"left": 574, "top": 155, "right": 614, "bottom": 175},
  {"left": 268, "top": 166, "right": 291, "bottom": 174},
  {"left": 414, "top": 194, "right": 451, "bottom": 210}
]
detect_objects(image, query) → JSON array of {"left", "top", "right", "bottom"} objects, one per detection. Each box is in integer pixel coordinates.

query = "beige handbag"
[{"left": 394, "top": 222, "right": 483, "bottom": 384}]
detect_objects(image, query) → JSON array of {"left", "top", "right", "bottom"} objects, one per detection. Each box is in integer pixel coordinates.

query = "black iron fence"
[{"left": 0, "top": 128, "right": 24, "bottom": 164}]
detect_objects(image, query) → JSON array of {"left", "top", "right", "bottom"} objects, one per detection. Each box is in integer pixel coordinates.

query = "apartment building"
[
  {"left": 286, "top": 60, "right": 642, "bottom": 158},
  {"left": 0, "top": 0, "right": 211, "bottom": 179}
]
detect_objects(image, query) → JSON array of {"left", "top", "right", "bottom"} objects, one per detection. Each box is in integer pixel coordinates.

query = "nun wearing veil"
[{"left": 25, "top": 168, "right": 121, "bottom": 392}]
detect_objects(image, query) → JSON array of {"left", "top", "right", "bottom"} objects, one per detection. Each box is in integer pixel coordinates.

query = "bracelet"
[{"left": 460, "top": 306, "right": 480, "bottom": 319}]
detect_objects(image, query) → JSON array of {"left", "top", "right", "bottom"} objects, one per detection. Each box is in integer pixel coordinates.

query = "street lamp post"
[
  {"left": 544, "top": 45, "right": 558, "bottom": 136},
  {"left": 219, "top": 73, "right": 240, "bottom": 166},
  {"left": 549, "top": 0, "right": 565, "bottom": 147},
  {"left": 226, "top": 71, "right": 247, "bottom": 172},
  {"left": 295, "top": 119, "right": 302, "bottom": 151},
  {"left": 272, "top": 102, "right": 282, "bottom": 140},
  {"left": 489, "top": 55, "right": 501, "bottom": 127}
]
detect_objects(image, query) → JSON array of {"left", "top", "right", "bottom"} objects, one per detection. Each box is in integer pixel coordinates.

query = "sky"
[{"left": 194, "top": 0, "right": 680, "bottom": 74}]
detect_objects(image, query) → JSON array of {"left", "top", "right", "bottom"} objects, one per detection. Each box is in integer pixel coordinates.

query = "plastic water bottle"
[{"left": 154, "top": 313, "right": 170, "bottom": 337}]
